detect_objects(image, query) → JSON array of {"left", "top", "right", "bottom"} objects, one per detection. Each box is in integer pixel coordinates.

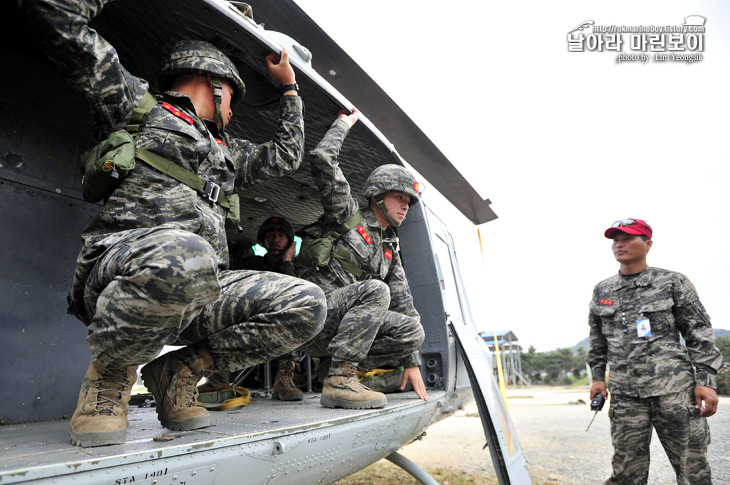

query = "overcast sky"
[{"left": 293, "top": 0, "right": 730, "bottom": 352}]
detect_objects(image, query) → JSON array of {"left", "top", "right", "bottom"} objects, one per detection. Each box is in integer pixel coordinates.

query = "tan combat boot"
[
  {"left": 197, "top": 372, "right": 231, "bottom": 393},
  {"left": 320, "top": 361, "right": 387, "bottom": 409},
  {"left": 141, "top": 351, "right": 214, "bottom": 431},
  {"left": 69, "top": 359, "right": 138, "bottom": 447},
  {"left": 271, "top": 359, "right": 303, "bottom": 401}
]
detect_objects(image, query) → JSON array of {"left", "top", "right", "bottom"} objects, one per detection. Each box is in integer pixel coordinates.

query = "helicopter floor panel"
[{"left": 0, "top": 390, "right": 442, "bottom": 478}]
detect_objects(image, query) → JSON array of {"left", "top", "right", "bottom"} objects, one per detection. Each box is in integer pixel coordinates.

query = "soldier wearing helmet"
[
  {"left": 21, "top": 0, "right": 325, "bottom": 447},
  {"left": 230, "top": 216, "right": 297, "bottom": 274},
  {"left": 297, "top": 109, "right": 428, "bottom": 410},
  {"left": 201, "top": 216, "right": 303, "bottom": 402},
  {"left": 363, "top": 164, "right": 420, "bottom": 228}
]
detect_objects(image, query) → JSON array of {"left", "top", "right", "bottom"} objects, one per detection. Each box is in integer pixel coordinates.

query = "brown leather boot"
[
  {"left": 320, "top": 361, "right": 387, "bottom": 409},
  {"left": 197, "top": 372, "right": 231, "bottom": 393},
  {"left": 272, "top": 359, "right": 303, "bottom": 401},
  {"left": 141, "top": 351, "right": 214, "bottom": 431},
  {"left": 69, "top": 359, "right": 137, "bottom": 447}
]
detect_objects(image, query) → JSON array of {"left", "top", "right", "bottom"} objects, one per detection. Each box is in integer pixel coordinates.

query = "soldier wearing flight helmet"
[{"left": 21, "top": 0, "right": 325, "bottom": 447}]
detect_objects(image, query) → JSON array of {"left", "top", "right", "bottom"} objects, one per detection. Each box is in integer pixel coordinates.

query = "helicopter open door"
[
  {"left": 417, "top": 207, "right": 530, "bottom": 484},
  {"left": 450, "top": 322, "right": 531, "bottom": 484}
]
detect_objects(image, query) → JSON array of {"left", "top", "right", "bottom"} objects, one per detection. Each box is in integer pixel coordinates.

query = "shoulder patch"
[
  {"left": 161, "top": 102, "right": 194, "bottom": 125},
  {"left": 357, "top": 225, "right": 373, "bottom": 245},
  {"left": 384, "top": 249, "right": 392, "bottom": 260},
  {"left": 599, "top": 298, "right": 614, "bottom": 306},
  {"left": 215, "top": 138, "right": 227, "bottom": 147}
]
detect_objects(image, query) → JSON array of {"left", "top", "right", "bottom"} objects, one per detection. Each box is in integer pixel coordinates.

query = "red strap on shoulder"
[
  {"left": 357, "top": 225, "right": 373, "bottom": 245},
  {"left": 161, "top": 102, "right": 194, "bottom": 125}
]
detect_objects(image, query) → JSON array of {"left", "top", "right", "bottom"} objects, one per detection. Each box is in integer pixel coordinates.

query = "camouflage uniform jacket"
[
  {"left": 301, "top": 119, "right": 421, "bottom": 364},
  {"left": 23, "top": 0, "right": 305, "bottom": 323},
  {"left": 587, "top": 266, "right": 723, "bottom": 398}
]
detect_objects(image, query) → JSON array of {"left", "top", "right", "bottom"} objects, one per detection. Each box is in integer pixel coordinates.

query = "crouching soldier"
[
  {"left": 21, "top": 0, "right": 326, "bottom": 447},
  {"left": 298, "top": 109, "right": 429, "bottom": 409},
  {"left": 211, "top": 216, "right": 305, "bottom": 401}
]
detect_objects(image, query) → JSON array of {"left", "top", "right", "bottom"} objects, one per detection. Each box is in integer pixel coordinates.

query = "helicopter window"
[{"left": 432, "top": 233, "right": 465, "bottom": 326}]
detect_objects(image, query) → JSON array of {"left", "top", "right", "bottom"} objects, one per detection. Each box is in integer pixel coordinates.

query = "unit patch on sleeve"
[
  {"left": 599, "top": 298, "right": 614, "bottom": 306},
  {"left": 384, "top": 249, "right": 392, "bottom": 260}
]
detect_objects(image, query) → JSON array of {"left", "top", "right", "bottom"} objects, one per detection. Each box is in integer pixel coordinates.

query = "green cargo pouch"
[
  {"left": 296, "top": 211, "right": 364, "bottom": 274},
  {"left": 79, "top": 130, "right": 136, "bottom": 203},
  {"left": 78, "top": 91, "right": 157, "bottom": 203},
  {"left": 297, "top": 232, "right": 339, "bottom": 268}
]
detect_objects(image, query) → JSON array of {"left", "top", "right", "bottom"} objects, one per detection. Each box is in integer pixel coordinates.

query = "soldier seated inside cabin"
[{"left": 200, "top": 216, "right": 306, "bottom": 401}]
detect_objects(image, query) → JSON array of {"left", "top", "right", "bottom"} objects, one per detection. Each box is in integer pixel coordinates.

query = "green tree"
[
  {"left": 521, "top": 346, "right": 544, "bottom": 382},
  {"left": 715, "top": 336, "right": 730, "bottom": 363}
]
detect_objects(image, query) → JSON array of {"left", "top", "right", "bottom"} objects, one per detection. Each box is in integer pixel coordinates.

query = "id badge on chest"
[{"left": 636, "top": 317, "right": 651, "bottom": 337}]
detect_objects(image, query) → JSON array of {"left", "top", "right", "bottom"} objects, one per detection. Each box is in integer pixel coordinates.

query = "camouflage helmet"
[
  {"left": 257, "top": 217, "right": 294, "bottom": 247},
  {"left": 362, "top": 164, "right": 421, "bottom": 206},
  {"left": 160, "top": 40, "right": 246, "bottom": 104}
]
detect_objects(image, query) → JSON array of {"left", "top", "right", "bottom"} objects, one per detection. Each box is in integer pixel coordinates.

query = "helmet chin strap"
[
  {"left": 376, "top": 197, "right": 400, "bottom": 227},
  {"left": 210, "top": 77, "right": 226, "bottom": 130}
]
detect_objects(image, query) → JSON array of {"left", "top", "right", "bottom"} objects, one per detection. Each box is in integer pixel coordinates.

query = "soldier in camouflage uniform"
[
  {"left": 21, "top": 0, "right": 326, "bottom": 447},
  {"left": 230, "top": 216, "right": 298, "bottom": 276},
  {"left": 297, "top": 109, "right": 428, "bottom": 409},
  {"left": 224, "top": 216, "right": 304, "bottom": 401},
  {"left": 587, "top": 218, "right": 723, "bottom": 484}
]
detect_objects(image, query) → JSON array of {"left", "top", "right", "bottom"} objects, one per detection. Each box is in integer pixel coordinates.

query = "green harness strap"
[
  {"left": 330, "top": 211, "right": 369, "bottom": 279},
  {"left": 332, "top": 211, "right": 397, "bottom": 282},
  {"left": 126, "top": 91, "right": 157, "bottom": 136},
  {"left": 130, "top": 92, "right": 237, "bottom": 213},
  {"left": 135, "top": 148, "right": 234, "bottom": 209}
]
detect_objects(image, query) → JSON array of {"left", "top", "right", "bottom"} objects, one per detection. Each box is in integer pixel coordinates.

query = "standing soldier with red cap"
[{"left": 587, "top": 218, "right": 723, "bottom": 485}]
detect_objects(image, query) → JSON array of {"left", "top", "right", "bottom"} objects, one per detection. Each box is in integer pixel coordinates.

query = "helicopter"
[{"left": 0, "top": 1, "right": 530, "bottom": 483}]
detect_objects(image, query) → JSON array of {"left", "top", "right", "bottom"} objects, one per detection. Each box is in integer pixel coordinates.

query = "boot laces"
[
  {"left": 339, "top": 367, "right": 373, "bottom": 392},
  {"left": 177, "top": 364, "right": 214, "bottom": 408},
  {"left": 92, "top": 367, "right": 132, "bottom": 416},
  {"left": 276, "top": 370, "right": 297, "bottom": 389},
  {"left": 344, "top": 375, "right": 373, "bottom": 392},
  {"left": 277, "top": 361, "right": 296, "bottom": 385},
  {"left": 174, "top": 370, "right": 201, "bottom": 408}
]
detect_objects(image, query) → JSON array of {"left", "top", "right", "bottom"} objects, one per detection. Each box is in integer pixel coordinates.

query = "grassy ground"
[{"left": 333, "top": 461, "right": 497, "bottom": 485}]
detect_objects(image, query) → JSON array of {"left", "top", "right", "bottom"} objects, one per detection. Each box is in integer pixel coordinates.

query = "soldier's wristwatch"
[{"left": 280, "top": 83, "right": 299, "bottom": 95}]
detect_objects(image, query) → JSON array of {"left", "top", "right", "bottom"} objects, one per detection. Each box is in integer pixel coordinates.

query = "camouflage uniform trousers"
[
  {"left": 83, "top": 227, "right": 326, "bottom": 370},
  {"left": 299, "top": 279, "right": 424, "bottom": 369},
  {"left": 605, "top": 388, "right": 712, "bottom": 485}
]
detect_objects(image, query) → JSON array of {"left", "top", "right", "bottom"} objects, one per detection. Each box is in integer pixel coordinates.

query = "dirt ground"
[{"left": 337, "top": 386, "right": 729, "bottom": 484}]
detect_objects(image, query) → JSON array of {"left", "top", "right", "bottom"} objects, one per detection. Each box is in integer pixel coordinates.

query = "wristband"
[{"left": 280, "top": 83, "right": 299, "bottom": 95}]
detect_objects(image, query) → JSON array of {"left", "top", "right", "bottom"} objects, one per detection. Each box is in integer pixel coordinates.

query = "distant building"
[{"left": 480, "top": 330, "right": 530, "bottom": 386}]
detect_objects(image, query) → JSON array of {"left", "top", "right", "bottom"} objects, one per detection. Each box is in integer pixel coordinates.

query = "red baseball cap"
[{"left": 604, "top": 218, "right": 653, "bottom": 239}]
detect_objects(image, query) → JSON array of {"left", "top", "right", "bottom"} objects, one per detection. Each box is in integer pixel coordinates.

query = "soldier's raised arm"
[
  {"left": 231, "top": 48, "right": 305, "bottom": 186},
  {"left": 19, "top": 0, "right": 148, "bottom": 138},
  {"left": 308, "top": 109, "right": 360, "bottom": 228}
]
